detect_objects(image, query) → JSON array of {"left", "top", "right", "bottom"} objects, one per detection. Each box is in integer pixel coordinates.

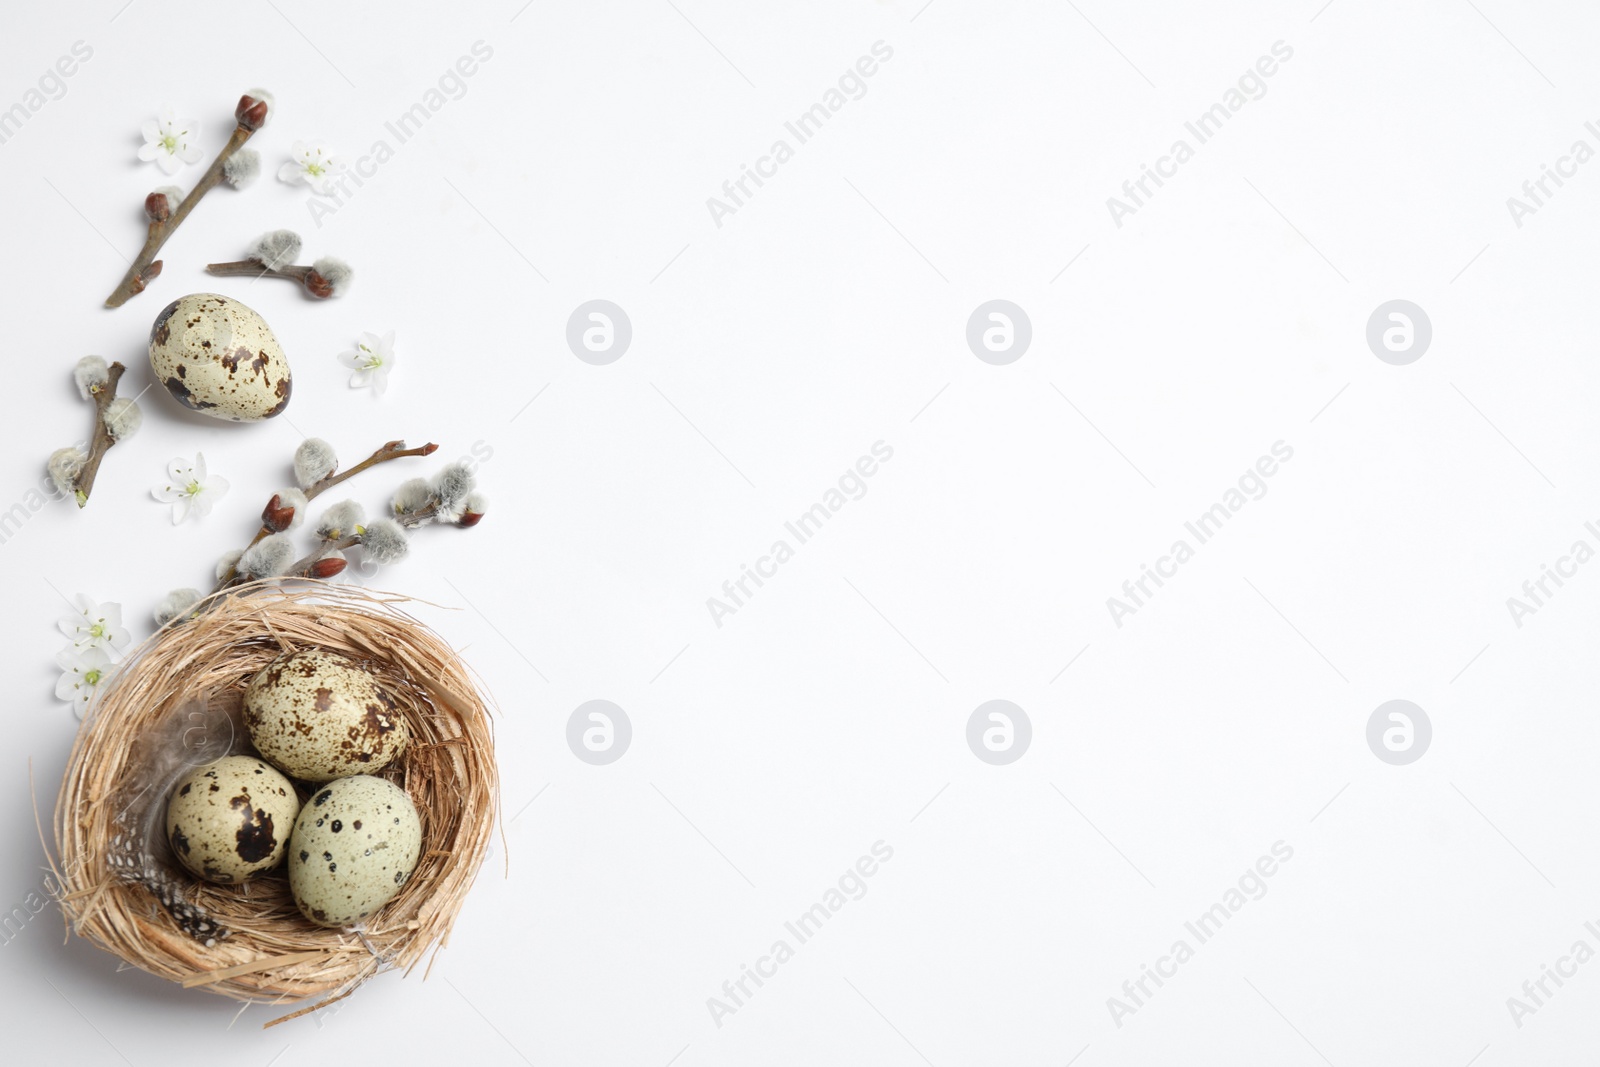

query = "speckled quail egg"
[
  {"left": 149, "top": 292, "right": 292, "bottom": 421},
  {"left": 243, "top": 648, "right": 409, "bottom": 783},
  {"left": 289, "top": 775, "right": 422, "bottom": 928},
  {"left": 165, "top": 755, "right": 301, "bottom": 884}
]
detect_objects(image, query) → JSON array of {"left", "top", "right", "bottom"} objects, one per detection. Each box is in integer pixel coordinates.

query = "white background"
[{"left": 3, "top": 0, "right": 1598, "bottom": 1062}]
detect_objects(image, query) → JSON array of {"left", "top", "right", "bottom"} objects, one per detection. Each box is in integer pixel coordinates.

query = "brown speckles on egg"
[
  {"left": 265, "top": 376, "right": 292, "bottom": 418},
  {"left": 233, "top": 802, "right": 279, "bottom": 864},
  {"left": 243, "top": 649, "right": 409, "bottom": 782},
  {"left": 150, "top": 299, "right": 178, "bottom": 346},
  {"left": 288, "top": 776, "right": 422, "bottom": 929},
  {"left": 166, "top": 756, "right": 300, "bottom": 884},
  {"left": 148, "top": 293, "right": 293, "bottom": 421}
]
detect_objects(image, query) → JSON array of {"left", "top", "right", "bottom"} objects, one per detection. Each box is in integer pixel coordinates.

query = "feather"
[{"left": 104, "top": 692, "right": 249, "bottom": 945}]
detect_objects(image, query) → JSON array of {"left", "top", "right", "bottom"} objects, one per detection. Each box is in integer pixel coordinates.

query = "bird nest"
[{"left": 48, "top": 584, "right": 498, "bottom": 1025}]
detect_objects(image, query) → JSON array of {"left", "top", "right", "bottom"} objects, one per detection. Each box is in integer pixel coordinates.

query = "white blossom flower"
[
  {"left": 277, "top": 140, "right": 346, "bottom": 195},
  {"left": 151, "top": 452, "right": 229, "bottom": 524},
  {"left": 57, "top": 594, "right": 130, "bottom": 653},
  {"left": 138, "top": 108, "right": 202, "bottom": 174},
  {"left": 339, "top": 330, "right": 395, "bottom": 396},
  {"left": 56, "top": 647, "right": 113, "bottom": 718}
]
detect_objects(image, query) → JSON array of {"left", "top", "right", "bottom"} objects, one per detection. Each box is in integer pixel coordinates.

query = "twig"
[
  {"left": 72, "top": 362, "right": 125, "bottom": 507},
  {"left": 215, "top": 439, "right": 438, "bottom": 588},
  {"left": 105, "top": 92, "right": 271, "bottom": 308},
  {"left": 278, "top": 501, "right": 443, "bottom": 582},
  {"left": 205, "top": 258, "right": 349, "bottom": 299}
]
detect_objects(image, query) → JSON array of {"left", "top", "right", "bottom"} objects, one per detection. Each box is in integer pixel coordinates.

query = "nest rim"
[{"left": 49, "top": 582, "right": 498, "bottom": 1020}]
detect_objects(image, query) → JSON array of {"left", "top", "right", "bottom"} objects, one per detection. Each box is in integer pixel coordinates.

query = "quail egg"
[
  {"left": 289, "top": 775, "right": 422, "bottom": 928},
  {"left": 165, "top": 755, "right": 300, "bottom": 884},
  {"left": 243, "top": 648, "right": 409, "bottom": 783},
  {"left": 149, "top": 292, "right": 292, "bottom": 421}
]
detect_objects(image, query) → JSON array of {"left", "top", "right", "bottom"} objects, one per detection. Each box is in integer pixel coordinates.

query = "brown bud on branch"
[
  {"left": 261, "top": 493, "right": 297, "bottom": 533},
  {"left": 104, "top": 88, "right": 273, "bottom": 308}
]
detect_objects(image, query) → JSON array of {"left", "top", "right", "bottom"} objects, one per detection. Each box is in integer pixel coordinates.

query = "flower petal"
[
  {"left": 171, "top": 496, "right": 191, "bottom": 525},
  {"left": 156, "top": 153, "right": 182, "bottom": 175}
]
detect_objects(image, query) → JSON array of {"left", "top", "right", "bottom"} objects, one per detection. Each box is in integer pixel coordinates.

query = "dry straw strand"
[{"left": 49, "top": 583, "right": 497, "bottom": 1021}]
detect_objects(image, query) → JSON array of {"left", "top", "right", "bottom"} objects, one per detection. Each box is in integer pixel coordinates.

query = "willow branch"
[
  {"left": 205, "top": 259, "right": 346, "bottom": 299},
  {"left": 311, "top": 440, "right": 438, "bottom": 497},
  {"left": 105, "top": 92, "right": 270, "bottom": 308},
  {"left": 214, "top": 439, "right": 438, "bottom": 589},
  {"left": 279, "top": 501, "right": 444, "bottom": 584},
  {"left": 71, "top": 362, "right": 126, "bottom": 507}
]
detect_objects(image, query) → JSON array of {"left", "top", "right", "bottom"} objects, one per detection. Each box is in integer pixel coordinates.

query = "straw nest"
[{"left": 49, "top": 583, "right": 498, "bottom": 1023}]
